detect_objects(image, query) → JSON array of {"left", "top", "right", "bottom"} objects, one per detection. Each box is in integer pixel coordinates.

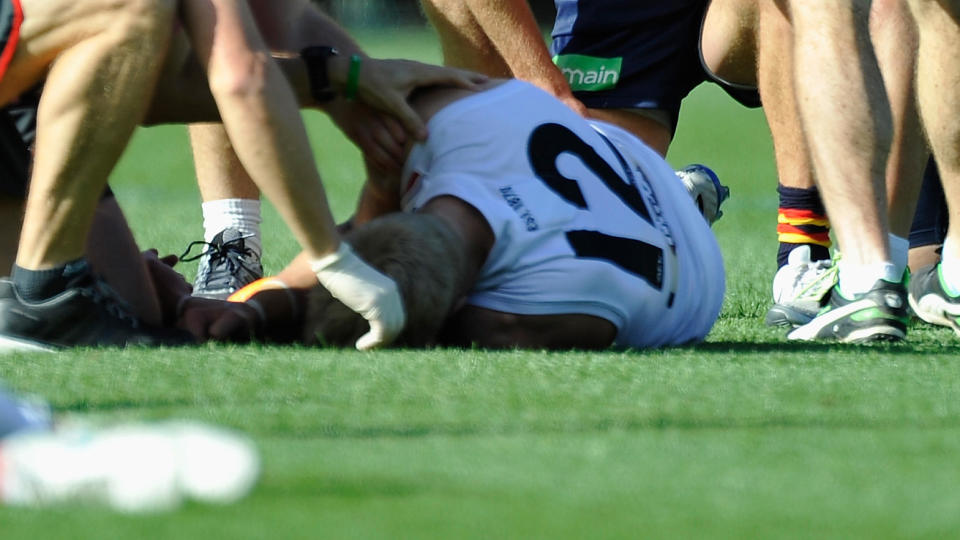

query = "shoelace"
[
  {"left": 180, "top": 235, "right": 258, "bottom": 285},
  {"left": 791, "top": 259, "right": 839, "bottom": 301},
  {"left": 70, "top": 273, "right": 140, "bottom": 328}
]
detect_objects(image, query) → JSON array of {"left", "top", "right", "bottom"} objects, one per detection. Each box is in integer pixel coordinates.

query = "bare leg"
[
  {"left": 188, "top": 0, "right": 360, "bottom": 215},
  {"left": 420, "top": 0, "right": 516, "bottom": 78},
  {"left": 909, "top": 1, "right": 960, "bottom": 265},
  {"left": 179, "top": 0, "right": 340, "bottom": 261},
  {"left": 704, "top": 0, "right": 832, "bottom": 303},
  {"left": 190, "top": 125, "right": 260, "bottom": 203},
  {"left": 86, "top": 198, "right": 163, "bottom": 326},
  {"left": 6, "top": 0, "right": 176, "bottom": 270},
  {"left": 788, "top": 0, "right": 893, "bottom": 273},
  {"left": 702, "top": 0, "right": 816, "bottom": 188},
  {"left": 186, "top": 0, "right": 383, "bottom": 267},
  {"left": 873, "top": 0, "right": 926, "bottom": 241},
  {"left": 2, "top": 195, "right": 165, "bottom": 326},
  {"left": 783, "top": 0, "right": 913, "bottom": 342}
]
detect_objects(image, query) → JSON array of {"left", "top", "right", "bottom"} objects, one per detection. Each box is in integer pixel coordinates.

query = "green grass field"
[{"left": 3, "top": 28, "right": 960, "bottom": 539}]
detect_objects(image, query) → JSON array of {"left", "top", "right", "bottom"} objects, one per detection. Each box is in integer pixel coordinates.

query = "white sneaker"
[
  {"left": 0, "top": 421, "right": 259, "bottom": 512},
  {"left": 765, "top": 245, "right": 838, "bottom": 327}
]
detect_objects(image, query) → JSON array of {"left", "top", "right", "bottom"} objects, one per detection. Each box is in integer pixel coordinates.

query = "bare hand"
[
  {"left": 325, "top": 99, "right": 407, "bottom": 173},
  {"left": 332, "top": 57, "right": 488, "bottom": 140},
  {"left": 177, "top": 297, "right": 261, "bottom": 343}
]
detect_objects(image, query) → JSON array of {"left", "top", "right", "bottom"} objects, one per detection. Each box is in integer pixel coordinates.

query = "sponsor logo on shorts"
[{"left": 553, "top": 54, "right": 622, "bottom": 92}]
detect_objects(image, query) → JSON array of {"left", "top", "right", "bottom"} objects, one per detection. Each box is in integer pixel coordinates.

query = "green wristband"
[{"left": 346, "top": 55, "right": 362, "bottom": 101}]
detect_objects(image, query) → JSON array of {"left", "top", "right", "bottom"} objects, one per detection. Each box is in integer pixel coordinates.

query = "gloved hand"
[{"left": 310, "top": 242, "right": 406, "bottom": 350}]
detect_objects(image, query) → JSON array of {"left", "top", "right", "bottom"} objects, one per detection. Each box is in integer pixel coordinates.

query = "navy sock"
[{"left": 12, "top": 258, "right": 89, "bottom": 301}]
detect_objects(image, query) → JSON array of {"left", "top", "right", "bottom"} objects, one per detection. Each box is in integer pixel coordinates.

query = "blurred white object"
[{"left": 0, "top": 421, "right": 259, "bottom": 512}]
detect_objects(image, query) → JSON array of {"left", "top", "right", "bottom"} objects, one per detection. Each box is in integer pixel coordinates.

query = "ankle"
[{"left": 12, "top": 259, "right": 89, "bottom": 302}]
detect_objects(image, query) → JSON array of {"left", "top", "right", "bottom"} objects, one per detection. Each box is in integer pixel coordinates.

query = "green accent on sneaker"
[
  {"left": 937, "top": 264, "right": 960, "bottom": 299},
  {"left": 850, "top": 307, "right": 908, "bottom": 323},
  {"left": 553, "top": 54, "right": 623, "bottom": 92}
]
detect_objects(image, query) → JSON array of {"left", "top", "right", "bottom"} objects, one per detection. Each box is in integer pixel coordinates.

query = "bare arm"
[
  {"left": 179, "top": 0, "right": 340, "bottom": 259},
  {"left": 458, "top": 0, "right": 586, "bottom": 114}
]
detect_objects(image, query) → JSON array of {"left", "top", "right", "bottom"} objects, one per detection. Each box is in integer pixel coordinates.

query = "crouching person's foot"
[
  {"left": 0, "top": 260, "right": 194, "bottom": 353},
  {"left": 183, "top": 228, "right": 263, "bottom": 301}
]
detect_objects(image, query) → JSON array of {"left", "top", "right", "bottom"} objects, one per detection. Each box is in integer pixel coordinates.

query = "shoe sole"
[
  {"left": 764, "top": 305, "right": 816, "bottom": 328},
  {"left": 909, "top": 293, "right": 960, "bottom": 337},
  {"left": 0, "top": 335, "right": 58, "bottom": 354},
  {"left": 191, "top": 291, "right": 232, "bottom": 301},
  {"left": 841, "top": 326, "right": 906, "bottom": 344}
]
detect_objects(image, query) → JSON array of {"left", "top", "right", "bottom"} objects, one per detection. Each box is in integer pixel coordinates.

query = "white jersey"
[{"left": 400, "top": 80, "right": 725, "bottom": 348}]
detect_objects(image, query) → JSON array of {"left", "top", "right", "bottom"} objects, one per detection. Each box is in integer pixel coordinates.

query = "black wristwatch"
[{"left": 301, "top": 46, "right": 339, "bottom": 103}]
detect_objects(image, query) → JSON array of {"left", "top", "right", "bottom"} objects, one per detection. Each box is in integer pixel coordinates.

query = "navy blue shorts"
[
  {"left": 0, "top": 87, "right": 37, "bottom": 198},
  {"left": 909, "top": 158, "right": 948, "bottom": 249},
  {"left": 0, "top": 87, "right": 113, "bottom": 200},
  {"left": 550, "top": 0, "right": 760, "bottom": 131}
]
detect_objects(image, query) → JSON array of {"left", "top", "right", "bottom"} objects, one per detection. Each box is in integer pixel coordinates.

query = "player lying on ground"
[
  {"left": 182, "top": 0, "right": 733, "bottom": 305},
  {"left": 170, "top": 79, "right": 726, "bottom": 349}
]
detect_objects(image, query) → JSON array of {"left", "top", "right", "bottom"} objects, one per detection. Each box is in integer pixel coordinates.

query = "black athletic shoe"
[
  {"left": 0, "top": 267, "right": 194, "bottom": 353},
  {"left": 908, "top": 263, "right": 960, "bottom": 336},
  {"left": 787, "top": 277, "right": 909, "bottom": 343},
  {"left": 182, "top": 228, "right": 263, "bottom": 300}
]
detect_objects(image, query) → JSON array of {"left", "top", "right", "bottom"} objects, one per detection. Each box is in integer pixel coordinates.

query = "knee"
[
  {"left": 207, "top": 52, "right": 271, "bottom": 102},
  {"left": 701, "top": 0, "right": 760, "bottom": 85}
]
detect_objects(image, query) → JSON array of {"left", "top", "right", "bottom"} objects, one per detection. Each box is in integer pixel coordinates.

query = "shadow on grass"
[
  {"left": 266, "top": 415, "right": 960, "bottom": 441},
  {"left": 688, "top": 340, "right": 960, "bottom": 355}
]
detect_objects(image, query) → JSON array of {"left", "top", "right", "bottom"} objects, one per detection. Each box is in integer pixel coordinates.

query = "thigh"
[
  {"left": 1, "top": 0, "right": 169, "bottom": 103},
  {"left": 701, "top": 0, "right": 760, "bottom": 86}
]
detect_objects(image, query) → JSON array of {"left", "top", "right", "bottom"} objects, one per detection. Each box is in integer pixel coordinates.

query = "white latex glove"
[{"left": 310, "top": 242, "right": 406, "bottom": 350}]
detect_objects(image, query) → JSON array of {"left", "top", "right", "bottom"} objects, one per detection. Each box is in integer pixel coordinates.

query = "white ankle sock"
[
  {"left": 889, "top": 234, "right": 909, "bottom": 279},
  {"left": 838, "top": 260, "right": 899, "bottom": 297},
  {"left": 201, "top": 199, "right": 262, "bottom": 257},
  {"left": 940, "top": 237, "right": 960, "bottom": 296}
]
